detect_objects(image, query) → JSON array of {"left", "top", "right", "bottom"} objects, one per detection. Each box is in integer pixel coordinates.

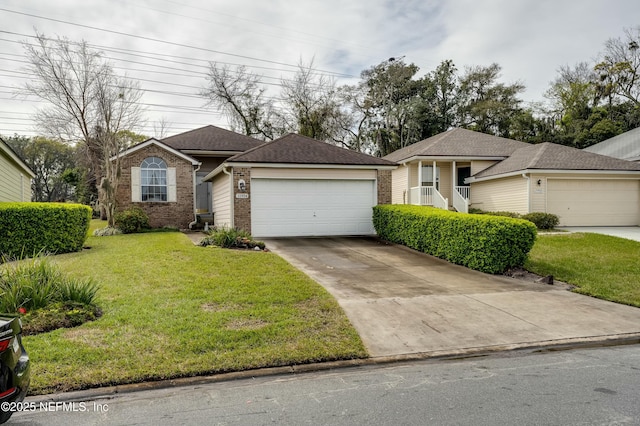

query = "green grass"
[
  {"left": 23, "top": 221, "right": 366, "bottom": 394},
  {"left": 526, "top": 233, "right": 640, "bottom": 307}
]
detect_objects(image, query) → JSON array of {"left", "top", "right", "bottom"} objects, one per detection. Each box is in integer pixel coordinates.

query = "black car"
[{"left": 0, "top": 316, "right": 30, "bottom": 424}]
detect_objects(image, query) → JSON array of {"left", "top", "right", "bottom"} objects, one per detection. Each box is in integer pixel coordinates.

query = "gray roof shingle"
[
  {"left": 227, "top": 133, "right": 396, "bottom": 166},
  {"left": 162, "top": 125, "right": 264, "bottom": 152},
  {"left": 382, "top": 128, "right": 529, "bottom": 163},
  {"left": 583, "top": 127, "right": 640, "bottom": 162},
  {"left": 474, "top": 142, "right": 640, "bottom": 178}
]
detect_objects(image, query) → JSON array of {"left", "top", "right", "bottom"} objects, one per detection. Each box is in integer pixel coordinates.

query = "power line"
[{"left": 0, "top": 8, "right": 353, "bottom": 77}]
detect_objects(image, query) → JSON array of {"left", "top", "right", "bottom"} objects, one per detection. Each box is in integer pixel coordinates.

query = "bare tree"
[
  {"left": 596, "top": 27, "right": 640, "bottom": 106},
  {"left": 202, "top": 64, "right": 281, "bottom": 140},
  {"left": 22, "top": 32, "right": 143, "bottom": 226},
  {"left": 280, "top": 59, "right": 350, "bottom": 143}
]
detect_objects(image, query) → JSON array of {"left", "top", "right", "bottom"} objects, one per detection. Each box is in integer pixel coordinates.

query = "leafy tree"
[
  {"left": 21, "top": 32, "right": 144, "bottom": 225},
  {"left": 457, "top": 63, "right": 525, "bottom": 137},
  {"left": 4, "top": 135, "right": 76, "bottom": 202}
]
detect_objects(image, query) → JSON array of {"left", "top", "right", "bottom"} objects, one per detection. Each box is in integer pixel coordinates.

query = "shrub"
[
  {"left": 0, "top": 255, "right": 99, "bottom": 312},
  {"left": 200, "top": 227, "right": 265, "bottom": 250},
  {"left": 0, "top": 202, "right": 91, "bottom": 258},
  {"left": 470, "top": 209, "right": 522, "bottom": 218},
  {"left": 521, "top": 212, "right": 560, "bottom": 230},
  {"left": 373, "top": 205, "right": 537, "bottom": 274},
  {"left": 114, "top": 206, "right": 150, "bottom": 234}
]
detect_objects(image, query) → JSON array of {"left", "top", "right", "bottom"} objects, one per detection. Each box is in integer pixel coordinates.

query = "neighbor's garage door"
[
  {"left": 251, "top": 179, "right": 376, "bottom": 237},
  {"left": 547, "top": 179, "right": 639, "bottom": 226}
]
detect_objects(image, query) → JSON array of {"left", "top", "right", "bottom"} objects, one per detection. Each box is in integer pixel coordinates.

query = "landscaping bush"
[
  {"left": 200, "top": 227, "right": 265, "bottom": 250},
  {"left": 114, "top": 206, "right": 150, "bottom": 234},
  {"left": 521, "top": 212, "right": 559, "bottom": 230},
  {"left": 0, "top": 255, "right": 99, "bottom": 312},
  {"left": 373, "top": 205, "right": 537, "bottom": 274},
  {"left": 0, "top": 255, "right": 100, "bottom": 334},
  {"left": 0, "top": 202, "right": 91, "bottom": 258}
]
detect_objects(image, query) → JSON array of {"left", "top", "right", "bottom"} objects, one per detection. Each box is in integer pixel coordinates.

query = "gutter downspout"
[
  {"left": 223, "top": 166, "right": 234, "bottom": 228},
  {"left": 188, "top": 163, "right": 202, "bottom": 229},
  {"left": 522, "top": 173, "right": 530, "bottom": 213}
]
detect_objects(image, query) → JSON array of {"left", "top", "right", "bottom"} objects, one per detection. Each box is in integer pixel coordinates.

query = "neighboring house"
[
  {"left": 0, "top": 137, "right": 35, "bottom": 202},
  {"left": 384, "top": 128, "right": 640, "bottom": 226},
  {"left": 584, "top": 127, "right": 640, "bottom": 162},
  {"left": 203, "top": 134, "right": 396, "bottom": 237},
  {"left": 114, "top": 125, "right": 263, "bottom": 228}
]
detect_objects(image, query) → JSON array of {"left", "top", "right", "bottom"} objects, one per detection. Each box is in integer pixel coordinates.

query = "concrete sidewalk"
[
  {"left": 265, "top": 237, "right": 640, "bottom": 357},
  {"left": 557, "top": 226, "right": 640, "bottom": 242}
]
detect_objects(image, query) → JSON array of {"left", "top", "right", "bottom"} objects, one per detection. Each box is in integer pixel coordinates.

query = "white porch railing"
[
  {"left": 409, "top": 186, "right": 433, "bottom": 206},
  {"left": 409, "top": 186, "right": 448, "bottom": 210},
  {"left": 453, "top": 186, "right": 470, "bottom": 214}
]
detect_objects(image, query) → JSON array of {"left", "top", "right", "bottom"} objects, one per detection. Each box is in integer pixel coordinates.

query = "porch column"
[
  {"left": 452, "top": 160, "right": 456, "bottom": 198},
  {"left": 418, "top": 160, "right": 422, "bottom": 205},
  {"left": 432, "top": 160, "right": 437, "bottom": 190}
]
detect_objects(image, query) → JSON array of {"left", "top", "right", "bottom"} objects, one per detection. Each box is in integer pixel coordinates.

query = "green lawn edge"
[
  {"left": 526, "top": 232, "right": 640, "bottom": 307},
  {"left": 23, "top": 222, "right": 367, "bottom": 395}
]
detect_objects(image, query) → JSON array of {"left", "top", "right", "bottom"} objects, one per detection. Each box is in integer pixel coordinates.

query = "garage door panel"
[
  {"left": 547, "top": 179, "right": 639, "bottom": 226},
  {"left": 251, "top": 179, "right": 376, "bottom": 237}
]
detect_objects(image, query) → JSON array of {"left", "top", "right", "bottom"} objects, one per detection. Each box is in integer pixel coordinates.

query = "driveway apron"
[{"left": 265, "top": 237, "right": 640, "bottom": 357}]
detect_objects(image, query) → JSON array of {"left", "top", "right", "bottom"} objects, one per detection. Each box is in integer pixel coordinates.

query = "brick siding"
[
  {"left": 232, "top": 167, "right": 252, "bottom": 233},
  {"left": 116, "top": 145, "right": 195, "bottom": 228},
  {"left": 377, "top": 169, "right": 392, "bottom": 204}
]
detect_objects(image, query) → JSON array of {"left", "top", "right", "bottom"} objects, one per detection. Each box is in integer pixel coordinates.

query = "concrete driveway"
[{"left": 265, "top": 237, "right": 640, "bottom": 357}]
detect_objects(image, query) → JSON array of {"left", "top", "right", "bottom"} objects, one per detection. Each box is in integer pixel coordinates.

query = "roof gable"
[
  {"left": 112, "top": 138, "right": 201, "bottom": 165},
  {"left": 161, "top": 125, "right": 264, "bottom": 152},
  {"left": 383, "top": 128, "right": 529, "bottom": 163},
  {"left": 227, "top": 133, "right": 396, "bottom": 166},
  {"left": 0, "top": 137, "right": 35, "bottom": 178},
  {"left": 474, "top": 142, "right": 640, "bottom": 178}
]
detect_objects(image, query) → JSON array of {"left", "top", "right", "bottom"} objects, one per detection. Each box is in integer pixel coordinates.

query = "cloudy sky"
[{"left": 1, "top": 0, "right": 639, "bottom": 139}]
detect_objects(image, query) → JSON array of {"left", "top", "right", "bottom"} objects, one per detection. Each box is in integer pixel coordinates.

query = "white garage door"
[
  {"left": 547, "top": 179, "right": 639, "bottom": 226},
  {"left": 251, "top": 179, "right": 376, "bottom": 237}
]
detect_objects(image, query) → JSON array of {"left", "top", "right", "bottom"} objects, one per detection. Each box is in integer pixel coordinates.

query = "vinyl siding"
[
  {"left": 391, "top": 167, "right": 408, "bottom": 204},
  {"left": 471, "top": 160, "right": 499, "bottom": 175},
  {"left": 0, "top": 151, "right": 30, "bottom": 202},
  {"left": 212, "top": 171, "right": 232, "bottom": 228},
  {"left": 470, "top": 175, "right": 528, "bottom": 214}
]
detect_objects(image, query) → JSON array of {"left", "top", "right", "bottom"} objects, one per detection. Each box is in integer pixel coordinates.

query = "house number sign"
[{"left": 235, "top": 193, "right": 249, "bottom": 199}]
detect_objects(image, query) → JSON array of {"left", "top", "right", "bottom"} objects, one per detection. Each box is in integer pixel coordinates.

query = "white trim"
[
  {"left": 223, "top": 166, "right": 234, "bottom": 228},
  {"left": 111, "top": 138, "right": 201, "bottom": 166},
  {"left": 167, "top": 167, "right": 177, "bottom": 202},
  {"left": 467, "top": 169, "right": 640, "bottom": 183},
  {"left": 400, "top": 156, "right": 506, "bottom": 165},
  {"left": 131, "top": 167, "right": 141, "bottom": 202},
  {"left": 204, "top": 162, "right": 396, "bottom": 182},
  {"left": 0, "top": 139, "right": 35, "bottom": 178}
]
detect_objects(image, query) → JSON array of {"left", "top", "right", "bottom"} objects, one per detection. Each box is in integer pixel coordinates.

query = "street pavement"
[{"left": 14, "top": 345, "right": 640, "bottom": 425}]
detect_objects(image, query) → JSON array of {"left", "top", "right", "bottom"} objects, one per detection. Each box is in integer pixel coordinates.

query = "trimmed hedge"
[
  {"left": 0, "top": 202, "right": 92, "bottom": 258},
  {"left": 373, "top": 205, "right": 537, "bottom": 274}
]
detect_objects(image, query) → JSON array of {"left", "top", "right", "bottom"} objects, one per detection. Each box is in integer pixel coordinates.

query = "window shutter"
[
  {"left": 131, "top": 167, "right": 141, "bottom": 202},
  {"left": 167, "top": 167, "right": 177, "bottom": 202}
]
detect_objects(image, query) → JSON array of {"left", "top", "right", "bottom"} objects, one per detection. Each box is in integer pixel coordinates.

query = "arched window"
[{"left": 141, "top": 157, "right": 167, "bottom": 202}]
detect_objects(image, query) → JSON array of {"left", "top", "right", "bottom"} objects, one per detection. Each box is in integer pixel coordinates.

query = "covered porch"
[{"left": 406, "top": 160, "right": 471, "bottom": 213}]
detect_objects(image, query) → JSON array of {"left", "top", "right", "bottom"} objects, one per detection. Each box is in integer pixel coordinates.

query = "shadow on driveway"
[{"left": 265, "top": 237, "right": 640, "bottom": 357}]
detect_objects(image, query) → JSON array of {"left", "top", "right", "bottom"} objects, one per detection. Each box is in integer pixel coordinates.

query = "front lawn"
[
  {"left": 526, "top": 233, "right": 640, "bottom": 307},
  {"left": 23, "top": 222, "right": 366, "bottom": 394}
]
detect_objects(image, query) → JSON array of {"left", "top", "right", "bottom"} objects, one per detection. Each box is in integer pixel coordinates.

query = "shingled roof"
[
  {"left": 473, "top": 142, "right": 640, "bottom": 179},
  {"left": 162, "top": 125, "right": 264, "bottom": 152},
  {"left": 383, "top": 128, "right": 529, "bottom": 163},
  {"left": 227, "top": 133, "right": 396, "bottom": 166},
  {"left": 584, "top": 127, "right": 640, "bottom": 162}
]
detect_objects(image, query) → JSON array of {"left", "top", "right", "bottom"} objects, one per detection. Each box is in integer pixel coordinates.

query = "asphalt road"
[{"left": 12, "top": 345, "right": 640, "bottom": 425}]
